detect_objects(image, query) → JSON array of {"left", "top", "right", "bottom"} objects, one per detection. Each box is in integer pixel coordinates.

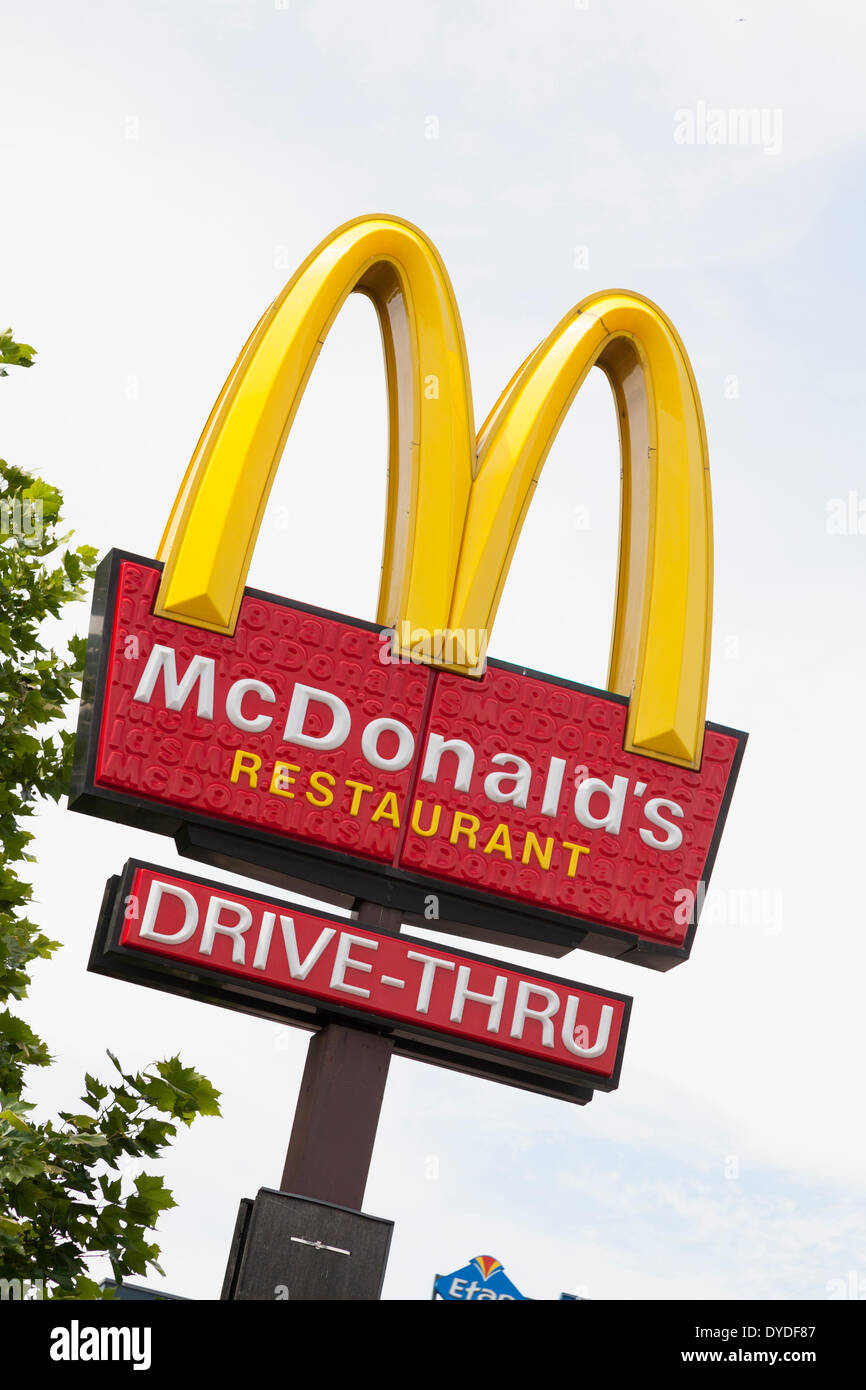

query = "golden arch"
[{"left": 155, "top": 215, "right": 713, "bottom": 769}]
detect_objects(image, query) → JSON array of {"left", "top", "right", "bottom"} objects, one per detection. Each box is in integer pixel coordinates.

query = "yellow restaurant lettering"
[{"left": 229, "top": 749, "right": 591, "bottom": 877}]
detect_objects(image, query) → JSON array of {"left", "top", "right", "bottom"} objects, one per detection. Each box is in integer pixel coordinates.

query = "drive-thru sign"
[{"left": 93, "top": 861, "right": 630, "bottom": 1104}]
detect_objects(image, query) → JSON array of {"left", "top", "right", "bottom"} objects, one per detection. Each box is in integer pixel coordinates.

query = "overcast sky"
[{"left": 2, "top": 0, "right": 866, "bottom": 1300}]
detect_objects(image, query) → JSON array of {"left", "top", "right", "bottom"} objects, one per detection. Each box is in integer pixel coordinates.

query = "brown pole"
[{"left": 278, "top": 902, "right": 399, "bottom": 1211}]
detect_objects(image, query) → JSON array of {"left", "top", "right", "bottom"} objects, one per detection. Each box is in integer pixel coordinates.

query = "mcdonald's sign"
[{"left": 70, "top": 216, "right": 746, "bottom": 970}]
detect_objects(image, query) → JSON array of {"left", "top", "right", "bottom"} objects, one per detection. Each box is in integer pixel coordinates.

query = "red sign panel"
[
  {"left": 92, "top": 861, "right": 631, "bottom": 1104},
  {"left": 71, "top": 552, "right": 746, "bottom": 968}
]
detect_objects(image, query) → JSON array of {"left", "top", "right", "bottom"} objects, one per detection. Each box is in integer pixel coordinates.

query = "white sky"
[{"left": 2, "top": 0, "right": 865, "bottom": 1300}]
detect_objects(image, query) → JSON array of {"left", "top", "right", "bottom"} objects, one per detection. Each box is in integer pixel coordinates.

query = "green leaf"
[
  {"left": 0, "top": 329, "right": 36, "bottom": 371},
  {"left": 149, "top": 1056, "right": 221, "bottom": 1122},
  {"left": 131, "top": 1173, "right": 176, "bottom": 1215},
  {"left": 0, "top": 1107, "right": 31, "bottom": 1131},
  {"left": 84, "top": 1073, "right": 109, "bottom": 1102}
]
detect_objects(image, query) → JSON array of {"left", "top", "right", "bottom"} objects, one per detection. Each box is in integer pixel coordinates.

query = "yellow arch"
[
  {"left": 450, "top": 293, "right": 712, "bottom": 767},
  {"left": 155, "top": 215, "right": 476, "bottom": 639},
  {"left": 154, "top": 217, "right": 713, "bottom": 768}
]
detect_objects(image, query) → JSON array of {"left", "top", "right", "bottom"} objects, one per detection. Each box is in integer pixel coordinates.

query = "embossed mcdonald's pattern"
[
  {"left": 70, "top": 550, "right": 743, "bottom": 968},
  {"left": 69, "top": 215, "right": 746, "bottom": 970}
]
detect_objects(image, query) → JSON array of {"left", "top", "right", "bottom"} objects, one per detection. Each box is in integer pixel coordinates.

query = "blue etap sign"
[{"left": 434, "top": 1256, "right": 527, "bottom": 1301}]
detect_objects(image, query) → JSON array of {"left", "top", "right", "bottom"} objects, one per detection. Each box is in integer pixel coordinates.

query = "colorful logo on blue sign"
[{"left": 434, "top": 1255, "right": 527, "bottom": 1301}]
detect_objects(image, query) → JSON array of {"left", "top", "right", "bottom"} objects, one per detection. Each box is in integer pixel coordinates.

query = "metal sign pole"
[
  {"left": 279, "top": 902, "right": 398, "bottom": 1209},
  {"left": 221, "top": 902, "right": 399, "bottom": 1300}
]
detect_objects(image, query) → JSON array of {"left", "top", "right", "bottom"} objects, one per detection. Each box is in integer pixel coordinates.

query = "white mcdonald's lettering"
[
  {"left": 225, "top": 678, "right": 275, "bottom": 733},
  {"left": 129, "top": 644, "right": 686, "bottom": 851},
  {"left": 283, "top": 683, "right": 350, "bottom": 751},
  {"left": 420, "top": 734, "right": 474, "bottom": 793},
  {"left": 132, "top": 644, "right": 215, "bottom": 719}
]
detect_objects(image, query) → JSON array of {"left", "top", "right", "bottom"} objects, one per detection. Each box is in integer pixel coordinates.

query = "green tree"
[{"left": 0, "top": 334, "right": 220, "bottom": 1300}]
